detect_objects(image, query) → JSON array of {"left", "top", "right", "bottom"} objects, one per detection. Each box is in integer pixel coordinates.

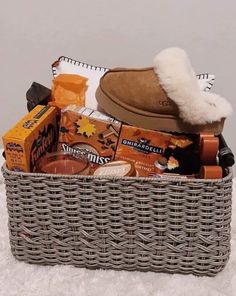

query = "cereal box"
[
  {"left": 58, "top": 105, "right": 122, "bottom": 172},
  {"left": 2, "top": 105, "right": 59, "bottom": 172}
]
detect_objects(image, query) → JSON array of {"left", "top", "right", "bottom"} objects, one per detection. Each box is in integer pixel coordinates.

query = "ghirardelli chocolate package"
[
  {"left": 115, "top": 125, "right": 194, "bottom": 177},
  {"left": 2, "top": 105, "right": 59, "bottom": 172},
  {"left": 58, "top": 105, "right": 122, "bottom": 172}
]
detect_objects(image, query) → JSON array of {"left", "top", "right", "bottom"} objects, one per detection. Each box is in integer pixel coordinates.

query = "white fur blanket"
[{"left": 0, "top": 152, "right": 235, "bottom": 296}]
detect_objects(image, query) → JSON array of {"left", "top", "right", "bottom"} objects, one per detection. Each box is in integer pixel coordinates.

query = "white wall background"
[{"left": 1, "top": 0, "right": 235, "bottom": 168}]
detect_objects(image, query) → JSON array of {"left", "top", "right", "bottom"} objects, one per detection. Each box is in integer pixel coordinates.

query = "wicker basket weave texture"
[{"left": 2, "top": 164, "right": 233, "bottom": 276}]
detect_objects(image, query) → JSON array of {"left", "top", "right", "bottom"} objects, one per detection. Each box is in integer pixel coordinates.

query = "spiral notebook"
[{"left": 52, "top": 56, "right": 215, "bottom": 110}]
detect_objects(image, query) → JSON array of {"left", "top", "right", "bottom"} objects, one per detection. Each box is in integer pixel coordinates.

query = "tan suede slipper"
[{"left": 96, "top": 48, "right": 232, "bottom": 135}]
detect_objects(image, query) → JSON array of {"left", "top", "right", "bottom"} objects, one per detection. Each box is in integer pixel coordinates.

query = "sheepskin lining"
[{"left": 153, "top": 47, "right": 232, "bottom": 125}]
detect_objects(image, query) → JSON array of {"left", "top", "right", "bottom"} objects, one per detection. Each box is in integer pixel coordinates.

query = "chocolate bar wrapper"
[
  {"left": 26, "top": 82, "right": 51, "bottom": 111},
  {"left": 115, "top": 125, "right": 194, "bottom": 177}
]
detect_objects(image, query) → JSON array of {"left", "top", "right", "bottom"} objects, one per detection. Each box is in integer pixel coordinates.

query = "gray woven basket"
[{"left": 2, "top": 164, "right": 233, "bottom": 276}]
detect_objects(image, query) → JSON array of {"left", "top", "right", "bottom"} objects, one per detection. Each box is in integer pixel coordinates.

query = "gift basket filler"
[{"left": 2, "top": 48, "right": 234, "bottom": 276}]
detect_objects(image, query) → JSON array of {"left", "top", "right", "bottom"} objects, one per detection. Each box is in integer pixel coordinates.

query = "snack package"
[
  {"left": 115, "top": 124, "right": 195, "bottom": 177},
  {"left": 2, "top": 105, "right": 59, "bottom": 172},
  {"left": 58, "top": 105, "right": 122, "bottom": 172},
  {"left": 49, "top": 74, "right": 88, "bottom": 109}
]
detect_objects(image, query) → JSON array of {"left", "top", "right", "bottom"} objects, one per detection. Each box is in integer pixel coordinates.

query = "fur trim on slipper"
[{"left": 153, "top": 47, "right": 232, "bottom": 125}]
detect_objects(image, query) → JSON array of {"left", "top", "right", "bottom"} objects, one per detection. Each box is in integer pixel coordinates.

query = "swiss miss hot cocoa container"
[{"left": 58, "top": 105, "right": 122, "bottom": 173}]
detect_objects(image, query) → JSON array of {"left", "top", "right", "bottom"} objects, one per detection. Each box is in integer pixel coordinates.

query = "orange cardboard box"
[
  {"left": 58, "top": 105, "right": 122, "bottom": 172},
  {"left": 2, "top": 105, "right": 59, "bottom": 172}
]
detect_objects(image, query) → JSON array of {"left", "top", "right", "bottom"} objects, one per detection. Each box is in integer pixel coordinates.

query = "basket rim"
[{"left": 1, "top": 162, "right": 233, "bottom": 184}]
